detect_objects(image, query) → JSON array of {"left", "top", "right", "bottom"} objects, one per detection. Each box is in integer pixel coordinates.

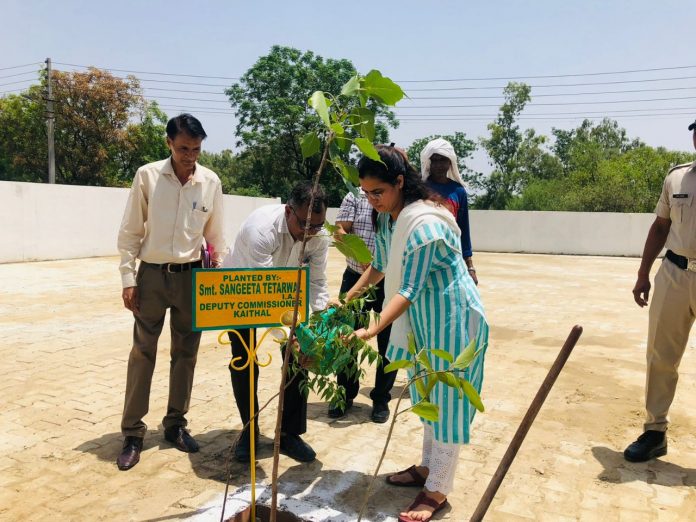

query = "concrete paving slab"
[{"left": 2, "top": 250, "right": 696, "bottom": 520}]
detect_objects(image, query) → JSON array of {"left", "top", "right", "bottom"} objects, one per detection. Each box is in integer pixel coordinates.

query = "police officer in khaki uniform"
[{"left": 624, "top": 120, "right": 696, "bottom": 462}]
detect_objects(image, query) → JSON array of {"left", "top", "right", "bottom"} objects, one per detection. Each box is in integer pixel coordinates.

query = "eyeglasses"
[
  {"left": 290, "top": 206, "right": 325, "bottom": 232},
  {"left": 363, "top": 189, "right": 385, "bottom": 201}
]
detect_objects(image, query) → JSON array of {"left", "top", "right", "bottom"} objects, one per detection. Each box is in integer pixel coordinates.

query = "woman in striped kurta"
[{"left": 344, "top": 145, "right": 489, "bottom": 522}]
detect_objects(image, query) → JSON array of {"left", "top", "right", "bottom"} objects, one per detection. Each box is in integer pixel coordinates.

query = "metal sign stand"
[{"left": 219, "top": 325, "right": 289, "bottom": 521}]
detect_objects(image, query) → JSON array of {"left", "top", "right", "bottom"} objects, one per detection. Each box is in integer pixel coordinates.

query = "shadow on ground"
[{"left": 592, "top": 446, "right": 696, "bottom": 487}]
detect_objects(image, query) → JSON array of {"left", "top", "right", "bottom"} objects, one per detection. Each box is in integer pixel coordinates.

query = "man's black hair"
[
  {"left": 287, "top": 180, "right": 328, "bottom": 214},
  {"left": 166, "top": 113, "right": 208, "bottom": 140}
]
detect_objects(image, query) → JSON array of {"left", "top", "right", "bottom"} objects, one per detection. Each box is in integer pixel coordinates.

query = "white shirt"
[
  {"left": 223, "top": 204, "right": 329, "bottom": 312},
  {"left": 117, "top": 157, "right": 227, "bottom": 288}
]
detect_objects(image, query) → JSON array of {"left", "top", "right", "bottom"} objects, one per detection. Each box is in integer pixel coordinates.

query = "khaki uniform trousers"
[
  {"left": 121, "top": 262, "right": 201, "bottom": 437},
  {"left": 645, "top": 257, "right": 696, "bottom": 432}
]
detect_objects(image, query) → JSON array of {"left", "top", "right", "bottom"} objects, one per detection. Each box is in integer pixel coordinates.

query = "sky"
[{"left": 3, "top": 0, "right": 696, "bottom": 174}]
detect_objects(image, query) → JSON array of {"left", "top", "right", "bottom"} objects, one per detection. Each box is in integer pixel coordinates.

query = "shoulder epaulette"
[{"left": 668, "top": 162, "right": 693, "bottom": 174}]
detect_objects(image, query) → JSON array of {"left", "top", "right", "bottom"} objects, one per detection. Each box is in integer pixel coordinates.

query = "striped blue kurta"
[{"left": 373, "top": 212, "right": 489, "bottom": 444}]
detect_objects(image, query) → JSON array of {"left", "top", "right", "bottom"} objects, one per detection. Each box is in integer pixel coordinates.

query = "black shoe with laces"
[
  {"left": 328, "top": 398, "right": 353, "bottom": 419},
  {"left": 371, "top": 401, "right": 390, "bottom": 423},
  {"left": 234, "top": 426, "right": 260, "bottom": 463},
  {"left": 280, "top": 433, "right": 316, "bottom": 462},
  {"left": 624, "top": 430, "right": 667, "bottom": 462}
]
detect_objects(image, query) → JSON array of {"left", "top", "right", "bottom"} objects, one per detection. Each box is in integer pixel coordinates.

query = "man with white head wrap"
[{"left": 420, "top": 138, "right": 478, "bottom": 284}]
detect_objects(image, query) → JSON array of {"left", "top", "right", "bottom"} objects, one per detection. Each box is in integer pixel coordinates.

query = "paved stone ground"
[{"left": 2, "top": 249, "right": 696, "bottom": 521}]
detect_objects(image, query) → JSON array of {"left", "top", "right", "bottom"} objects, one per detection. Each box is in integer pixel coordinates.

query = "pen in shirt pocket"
[{"left": 193, "top": 201, "right": 197, "bottom": 210}]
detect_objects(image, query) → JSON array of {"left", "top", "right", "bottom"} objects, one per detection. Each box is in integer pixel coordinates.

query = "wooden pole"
[{"left": 469, "top": 325, "right": 583, "bottom": 522}]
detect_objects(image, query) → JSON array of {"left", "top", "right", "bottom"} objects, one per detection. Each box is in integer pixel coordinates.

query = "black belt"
[
  {"left": 143, "top": 260, "right": 202, "bottom": 273},
  {"left": 665, "top": 250, "right": 694, "bottom": 271}
]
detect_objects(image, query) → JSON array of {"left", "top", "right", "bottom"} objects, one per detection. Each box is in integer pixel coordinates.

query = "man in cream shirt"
[{"left": 116, "top": 113, "right": 226, "bottom": 470}]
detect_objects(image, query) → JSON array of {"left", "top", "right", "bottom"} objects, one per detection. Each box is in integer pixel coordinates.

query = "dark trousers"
[
  {"left": 337, "top": 267, "right": 396, "bottom": 404},
  {"left": 228, "top": 328, "right": 307, "bottom": 435}
]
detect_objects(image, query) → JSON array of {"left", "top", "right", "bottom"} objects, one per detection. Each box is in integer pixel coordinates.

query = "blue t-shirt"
[{"left": 426, "top": 179, "right": 473, "bottom": 257}]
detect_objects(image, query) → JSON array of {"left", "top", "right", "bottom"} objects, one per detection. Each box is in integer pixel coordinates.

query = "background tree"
[
  {"left": 551, "top": 118, "right": 644, "bottom": 178},
  {"left": 0, "top": 84, "right": 49, "bottom": 182},
  {"left": 478, "top": 82, "right": 554, "bottom": 209},
  {"left": 112, "top": 102, "right": 169, "bottom": 186},
  {"left": 226, "top": 45, "right": 397, "bottom": 205},
  {"left": 0, "top": 68, "right": 169, "bottom": 186},
  {"left": 511, "top": 145, "right": 693, "bottom": 212},
  {"left": 52, "top": 68, "right": 142, "bottom": 185}
]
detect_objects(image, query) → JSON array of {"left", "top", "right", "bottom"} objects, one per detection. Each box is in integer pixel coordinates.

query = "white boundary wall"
[
  {"left": 0, "top": 181, "right": 279, "bottom": 263},
  {"left": 0, "top": 181, "right": 654, "bottom": 262},
  {"left": 469, "top": 210, "right": 653, "bottom": 257}
]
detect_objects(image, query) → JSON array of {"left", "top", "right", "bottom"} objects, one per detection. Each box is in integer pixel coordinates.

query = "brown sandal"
[
  {"left": 398, "top": 491, "right": 449, "bottom": 522},
  {"left": 385, "top": 465, "right": 427, "bottom": 487}
]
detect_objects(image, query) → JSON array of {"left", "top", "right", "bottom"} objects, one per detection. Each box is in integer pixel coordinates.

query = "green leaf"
[
  {"left": 414, "top": 376, "right": 428, "bottom": 401},
  {"left": 424, "top": 376, "right": 437, "bottom": 397},
  {"left": 341, "top": 75, "right": 361, "bottom": 96},
  {"left": 335, "top": 135, "right": 352, "bottom": 153},
  {"left": 460, "top": 379, "right": 485, "bottom": 412},
  {"left": 430, "top": 349, "right": 453, "bottom": 363},
  {"left": 300, "top": 132, "right": 321, "bottom": 158},
  {"left": 341, "top": 177, "right": 360, "bottom": 197},
  {"left": 407, "top": 333, "right": 417, "bottom": 355},
  {"left": 383, "top": 359, "right": 412, "bottom": 373},
  {"left": 349, "top": 108, "right": 376, "bottom": 142},
  {"left": 308, "top": 91, "right": 331, "bottom": 128},
  {"left": 334, "top": 233, "right": 373, "bottom": 263},
  {"left": 452, "top": 339, "right": 478, "bottom": 370},
  {"left": 411, "top": 401, "right": 439, "bottom": 422},
  {"left": 416, "top": 350, "right": 432, "bottom": 372},
  {"left": 324, "top": 222, "right": 339, "bottom": 234},
  {"left": 436, "top": 371, "right": 458, "bottom": 388},
  {"left": 341, "top": 164, "right": 360, "bottom": 186},
  {"left": 363, "top": 70, "right": 405, "bottom": 106},
  {"left": 330, "top": 122, "right": 345, "bottom": 135},
  {"left": 354, "top": 137, "right": 381, "bottom": 162},
  {"left": 358, "top": 91, "right": 368, "bottom": 108}
]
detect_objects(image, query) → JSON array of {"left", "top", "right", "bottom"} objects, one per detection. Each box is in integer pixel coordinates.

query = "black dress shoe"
[
  {"left": 164, "top": 426, "right": 200, "bottom": 453},
  {"left": 234, "top": 427, "right": 259, "bottom": 463},
  {"left": 280, "top": 433, "right": 316, "bottom": 462},
  {"left": 117, "top": 436, "right": 143, "bottom": 471},
  {"left": 371, "top": 401, "right": 390, "bottom": 424},
  {"left": 624, "top": 430, "right": 667, "bottom": 462},
  {"left": 328, "top": 399, "right": 353, "bottom": 419}
]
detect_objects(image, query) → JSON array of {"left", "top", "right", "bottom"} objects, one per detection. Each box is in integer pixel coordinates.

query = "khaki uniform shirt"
[
  {"left": 655, "top": 161, "right": 696, "bottom": 258},
  {"left": 118, "top": 157, "right": 227, "bottom": 288}
]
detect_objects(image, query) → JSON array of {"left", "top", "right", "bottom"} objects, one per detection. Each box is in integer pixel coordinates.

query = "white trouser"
[{"left": 420, "top": 424, "right": 460, "bottom": 495}]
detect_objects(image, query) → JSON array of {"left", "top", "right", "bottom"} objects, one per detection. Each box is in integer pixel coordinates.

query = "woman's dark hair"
[
  {"left": 357, "top": 145, "right": 435, "bottom": 205},
  {"left": 166, "top": 113, "right": 208, "bottom": 140}
]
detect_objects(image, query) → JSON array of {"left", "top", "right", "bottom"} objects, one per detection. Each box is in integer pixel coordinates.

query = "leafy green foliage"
[
  {"left": 0, "top": 68, "right": 168, "bottom": 186},
  {"left": 396, "top": 337, "right": 484, "bottom": 422},
  {"left": 452, "top": 339, "right": 477, "bottom": 369},
  {"left": 300, "top": 132, "right": 321, "bottom": 159},
  {"left": 411, "top": 401, "right": 439, "bottom": 422},
  {"left": 477, "top": 82, "right": 557, "bottom": 209},
  {"left": 508, "top": 123, "right": 693, "bottom": 212},
  {"left": 459, "top": 379, "right": 485, "bottom": 412},
  {"left": 225, "top": 46, "right": 398, "bottom": 206},
  {"left": 383, "top": 359, "right": 413, "bottom": 373},
  {"left": 291, "top": 290, "right": 380, "bottom": 410},
  {"left": 333, "top": 233, "right": 373, "bottom": 264}
]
